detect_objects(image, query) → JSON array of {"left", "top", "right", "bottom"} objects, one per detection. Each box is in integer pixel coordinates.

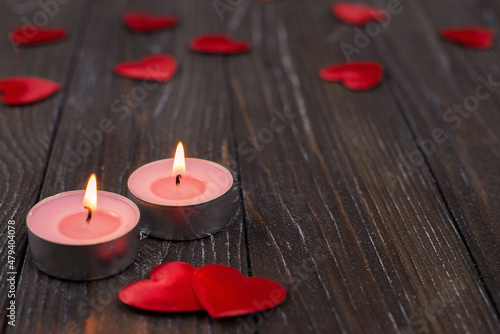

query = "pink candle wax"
[
  {"left": 27, "top": 191, "right": 140, "bottom": 245},
  {"left": 128, "top": 158, "right": 233, "bottom": 206},
  {"left": 127, "top": 158, "right": 234, "bottom": 240}
]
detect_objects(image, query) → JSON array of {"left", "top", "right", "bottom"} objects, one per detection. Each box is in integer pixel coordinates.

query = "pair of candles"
[{"left": 26, "top": 143, "right": 234, "bottom": 280}]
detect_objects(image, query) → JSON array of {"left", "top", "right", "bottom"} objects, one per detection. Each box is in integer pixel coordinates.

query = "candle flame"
[
  {"left": 172, "top": 142, "right": 185, "bottom": 176},
  {"left": 84, "top": 174, "right": 97, "bottom": 211}
]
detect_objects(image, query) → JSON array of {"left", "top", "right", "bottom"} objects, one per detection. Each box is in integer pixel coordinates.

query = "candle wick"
[
  {"left": 176, "top": 174, "right": 182, "bottom": 186},
  {"left": 84, "top": 206, "right": 92, "bottom": 224}
]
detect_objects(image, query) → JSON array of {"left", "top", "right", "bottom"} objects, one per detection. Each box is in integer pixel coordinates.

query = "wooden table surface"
[{"left": 2, "top": 0, "right": 500, "bottom": 333}]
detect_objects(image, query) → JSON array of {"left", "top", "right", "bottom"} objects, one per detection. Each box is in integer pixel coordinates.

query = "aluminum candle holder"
[
  {"left": 127, "top": 158, "right": 235, "bottom": 241},
  {"left": 26, "top": 191, "right": 141, "bottom": 281}
]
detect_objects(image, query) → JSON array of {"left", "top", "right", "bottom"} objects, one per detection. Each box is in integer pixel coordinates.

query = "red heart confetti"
[
  {"left": 331, "top": 2, "right": 386, "bottom": 26},
  {"left": 119, "top": 262, "right": 203, "bottom": 312},
  {"left": 9, "top": 26, "right": 68, "bottom": 46},
  {"left": 193, "top": 264, "right": 287, "bottom": 318},
  {"left": 0, "top": 76, "right": 61, "bottom": 105},
  {"left": 190, "top": 34, "right": 251, "bottom": 54},
  {"left": 114, "top": 54, "right": 178, "bottom": 82},
  {"left": 319, "top": 61, "right": 383, "bottom": 90},
  {"left": 440, "top": 26, "right": 495, "bottom": 49},
  {"left": 123, "top": 11, "right": 178, "bottom": 33}
]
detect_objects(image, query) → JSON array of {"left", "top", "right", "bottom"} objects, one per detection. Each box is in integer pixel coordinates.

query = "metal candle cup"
[
  {"left": 127, "top": 158, "right": 234, "bottom": 241},
  {"left": 26, "top": 191, "right": 140, "bottom": 280}
]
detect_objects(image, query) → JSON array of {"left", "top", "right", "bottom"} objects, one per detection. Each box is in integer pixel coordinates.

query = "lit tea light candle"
[
  {"left": 27, "top": 175, "right": 140, "bottom": 280},
  {"left": 127, "top": 142, "right": 235, "bottom": 240}
]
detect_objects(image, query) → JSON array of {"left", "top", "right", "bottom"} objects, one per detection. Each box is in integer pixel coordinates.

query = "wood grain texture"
[
  {"left": 364, "top": 0, "right": 500, "bottom": 308},
  {"left": 0, "top": 0, "right": 89, "bottom": 331},
  {"left": 1, "top": 0, "right": 500, "bottom": 333},
  {"left": 228, "top": 0, "right": 500, "bottom": 333}
]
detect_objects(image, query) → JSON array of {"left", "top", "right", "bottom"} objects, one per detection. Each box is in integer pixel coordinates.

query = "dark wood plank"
[
  {"left": 0, "top": 0, "right": 90, "bottom": 331},
  {"left": 11, "top": 1, "right": 251, "bottom": 333},
  {"left": 363, "top": 0, "right": 500, "bottom": 308},
  {"left": 227, "top": 1, "right": 500, "bottom": 333}
]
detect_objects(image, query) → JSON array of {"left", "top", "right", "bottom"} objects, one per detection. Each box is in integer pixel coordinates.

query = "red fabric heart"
[
  {"left": 331, "top": 2, "right": 386, "bottom": 26},
  {"left": 123, "top": 11, "right": 178, "bottom": 33},
  {"left": 319, "top": 61, "right": 383, "bottom": 90},
  {"left": 10, "top": 26, "right": 67, "bottom": 46},
  {"left": 440, "top": 26, "right": 495, "bottom": 49},
  {"left": 0, "top": 76, "right": 61, "bottom": 105},
  {"left": 190, "top": 34, "right": 251, "bottom": 54},
  {"left": 119, "top": 262, "right": 203, "bottom": 312},
  {"left": 193, "top": 264, "right": 287, "bottom": 318},
  {"left": 114, "top": 54, "right": 177, "bottom": 81}
]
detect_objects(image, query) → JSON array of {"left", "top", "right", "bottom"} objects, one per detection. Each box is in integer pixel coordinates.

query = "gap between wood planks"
[
  {"left": 223, "top": 53, "right": 260, "bottom": 334},
  {"left": 386, "top": 75, "right": 500, "bottom": 320}
]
